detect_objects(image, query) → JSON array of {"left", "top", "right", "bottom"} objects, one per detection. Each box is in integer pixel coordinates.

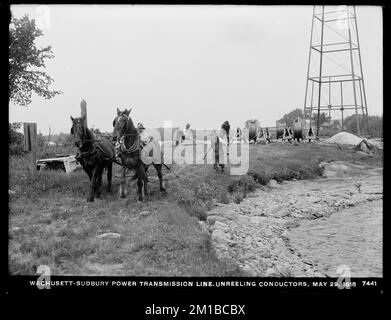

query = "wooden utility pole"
[
  {"left": 81, "top": 99, "right": 87, "bottom": 127},
  {"left": 23, "top": 123, "right": 37, "bottom": 175}
]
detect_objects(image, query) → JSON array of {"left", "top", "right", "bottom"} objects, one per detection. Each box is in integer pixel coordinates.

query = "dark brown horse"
[
  {"left": 70, "top": 115, "right": 114, "bottom": 202},
  {"left": 113, "top": 108, "right": 153, "bottom": 201}
]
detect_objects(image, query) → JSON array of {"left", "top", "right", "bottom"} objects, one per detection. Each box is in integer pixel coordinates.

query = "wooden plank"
[
  {"left": 36, "top": 156, "right": 81, "bottom": 173},
  {"left": 37, "top": 155, "right": 77, "bottom": 162}
]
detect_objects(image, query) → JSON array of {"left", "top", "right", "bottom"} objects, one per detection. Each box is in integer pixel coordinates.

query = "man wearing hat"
[
  {"left": 182, "top": 123, "right": 192, "bottom": 142},
  {"left": 213, "top": 120, "right": 230, "bottom": 172},
  {"left": 137, "top": 122, "right": 152, "bottom": 146},
  {"left": 131, "top": 122, "right": 153, "bottom": 180}
]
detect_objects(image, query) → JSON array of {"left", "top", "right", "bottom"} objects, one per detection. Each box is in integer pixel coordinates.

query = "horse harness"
[
  {"left": 76, "top": 138, "right": 115, "bottom": 165},
  {"left": 117, "top": 133, "right": 142, "bottom": 155}
]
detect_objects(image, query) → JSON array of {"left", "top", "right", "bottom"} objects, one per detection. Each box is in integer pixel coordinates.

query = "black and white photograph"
[{"left": 7, "top": 4, "right": 383, "bottom": 297}]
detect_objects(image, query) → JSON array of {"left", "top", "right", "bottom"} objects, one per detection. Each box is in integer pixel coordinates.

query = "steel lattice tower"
[{"left": 303, "top": 5, "right": 369, "bottom": 136}]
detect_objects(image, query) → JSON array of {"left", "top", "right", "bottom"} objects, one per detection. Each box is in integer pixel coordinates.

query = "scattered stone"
[
  {"left": 279, "top": 208, "right": 290, "bottom": 217},
  {"left": 265, "top": 268, "right": 277, "bottom": 277},
  {"left": 212, "top": 229, "right": 229, "bottom": 244},
  {"left": 214, "top": 220, "right": 230, "bottom": 230},
  {"left": 207, "top": 218, "right": 216, "bottom": 226},
  {"left": 277, "top": 266, "right": 292, "bottom": 277},
  {"left": 261, "top": 249, "right": 272, "bottom": 258},
  {"left": 8, "top": 189, "right": 16, "bottom": 195},
  {"left": 97, "top": 233, "right": 121, "bottom": 239},
  {"left": 307, "top": 196, "right": 321, "bottom": 203},
  {"left": 199, "top": 221, "right": 209, "bottom": 233},
  {"left": 244, "top": 236, "right": 252, "bottom": 246},
  {"left": 356, "top": 150, "right": 370, "bottom": 157},
  {"left": 241, "top": 265, "right": 256, "bottom": 276},
  {"left": 355, "top": 139, "right": 376, "bottom": 153},
  {"left": 268, "top": 179, "right": 278, "bottom": 187},
  {"left": 284, "top": 220, "right": 300, "bottom": 229},
  {"left": 139, "top": 210, "right": 150, "bottom": 217},
  {"left": 249, "top": 216, "right": 264, "bottom": 224},
  {"left": 206, "top": 162, "right": 382, "bottom": 280},
  {"left": 281, "top": 231, "right": 289, "bottom": 239}
]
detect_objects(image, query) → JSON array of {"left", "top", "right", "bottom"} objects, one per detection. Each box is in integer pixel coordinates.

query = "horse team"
[
  {"left": 70, "top": 109, "right": 316, "bottom": 202},
  {"left": 70, "top": 108, "right": 165, "bottom": 202}
]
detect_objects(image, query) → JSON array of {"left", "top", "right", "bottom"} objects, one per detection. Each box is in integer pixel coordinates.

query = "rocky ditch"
[{"left": 202, "top": 161, "right": 382, "bottom": 277}]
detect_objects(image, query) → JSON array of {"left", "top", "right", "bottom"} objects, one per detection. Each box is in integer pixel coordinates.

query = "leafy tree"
[
  {"left": 368, "top": 115, "right": 383, "bottom": 138},
  {"left": 9, "top": 122, "right": 23, "bottom": 145},
  {"left": 37, "top": 132, "right": 46, "bottom": 147},
  {"left": 9, "top": 14, "right": 62, "bottom": 106},
  {"left": 344, "top": 114, "right": 382, "bottom": 138},
  {"left": 330, "top": 119, "right": 341, "bottom": 130},
  {"left": 311, "top": 112, "right": 330, "bottom": 128},
  {"left": 90, "top": 127, "right": 101, "bottom": 135},
  {"left": 9, "top": 122, "right": 24, "bottom": 155},
  {"left": 278, "top": 108, "right": 304, "bottom": 127},
  {"left": 56, "top": 132, "right": 74, "bottom": 146}
]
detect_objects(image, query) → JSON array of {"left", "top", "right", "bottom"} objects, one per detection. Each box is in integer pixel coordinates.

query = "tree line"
[{"left": 278, "top": 108, "right": 382, "bottom": 138}]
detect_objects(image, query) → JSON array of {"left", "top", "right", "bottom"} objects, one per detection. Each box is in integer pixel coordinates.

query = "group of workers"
[
  {"left": 135, "top": 120, "right": 231, "bottom": 173},
  {"left": 135, "top": 118, "right": 316, "bottom": 174}
]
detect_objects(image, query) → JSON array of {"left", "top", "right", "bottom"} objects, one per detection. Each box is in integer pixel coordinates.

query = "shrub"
[
  {"left": 233, "top": 192, "right": 244, "bottom": 204},
  {"left": 195, "top": 183, "right": 214, "bottom": 202},
  {"left": 186, "top": 206, "right": 207, "bottom": 221},
  {"left": 248, "top": 170, "right": 272, "bottom": 185},
  {"left": 219, "top": 192, "right": 230, "bottom": 204},
  {"left": 9, "top": 144, "right": 25, "bottom": 156}
]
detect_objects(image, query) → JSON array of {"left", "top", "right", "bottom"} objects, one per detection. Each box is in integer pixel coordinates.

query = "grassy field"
[{"left": 8, "top": 142, "right": 382, "bottom": 276}]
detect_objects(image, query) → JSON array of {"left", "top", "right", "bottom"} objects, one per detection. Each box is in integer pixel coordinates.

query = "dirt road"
[{"left": 205, "top": 161, "right": 382, "bottom": 277}]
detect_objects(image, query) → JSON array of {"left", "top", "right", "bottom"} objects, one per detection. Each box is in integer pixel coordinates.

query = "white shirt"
[{"left": 183, "top": 128, "right": 193, "bottom": 140}]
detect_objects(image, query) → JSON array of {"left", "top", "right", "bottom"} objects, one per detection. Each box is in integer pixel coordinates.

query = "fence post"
[{"left": 23, "top": 123, "right": 37, "bottom": 175}]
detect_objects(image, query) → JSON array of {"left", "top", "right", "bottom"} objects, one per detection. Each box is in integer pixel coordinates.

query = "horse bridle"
[
  {"left": 114, "top": 114, "right": 141, "bottom": 154},
  {"left": 71, "top": 123, "right": 98, "bottom": 161}
]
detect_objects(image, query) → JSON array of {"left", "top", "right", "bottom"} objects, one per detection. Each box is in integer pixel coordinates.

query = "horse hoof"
[
  {"left": 160, "top": 187, "right": 166, "bottom": 192},
  {"left": 120, "top": 194, "right": 126, "bottom": 199},
  {"left": 87, "top": 197, "right": 94, "bottom": 202}
]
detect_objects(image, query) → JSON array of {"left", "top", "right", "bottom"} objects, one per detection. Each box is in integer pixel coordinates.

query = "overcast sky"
[{"left": 9, "top": 5, "right": 382, "bottom": 135}]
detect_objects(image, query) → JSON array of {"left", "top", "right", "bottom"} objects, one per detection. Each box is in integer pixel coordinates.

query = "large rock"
[
  {"left": 214, "top": 220, "right": 230, "bottom": 231},
  {"left": 277, "top": 266, "right": 292, "bottom": 277},
  {"left": 355, "top": 139, "right": 375, "bottom": 154},
  {"left": 265, "top": 268, "right": 277, "bottom": 277},
  {"left": 249, "top": 216, "right": 264, "bottom": 224},
  {"left": 139, "top": 210, "right": 150, "bottom": 217},
  {"left": 241, "top": 265, "right": 257, "bottom": 276},
  {"left": 268, "top": 179, "right": 278, "bottom": 188},
  {"left": 211, "top": 229, "right": 230, "bottom": 245}
]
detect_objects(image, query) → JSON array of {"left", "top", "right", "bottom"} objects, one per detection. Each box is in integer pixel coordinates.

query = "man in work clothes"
[
  {"left": 213, "top": 120, "right": 230, "bottom": 173},
  {"left": 132, "top": 122, "right": 159, "bottom": 180}
]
